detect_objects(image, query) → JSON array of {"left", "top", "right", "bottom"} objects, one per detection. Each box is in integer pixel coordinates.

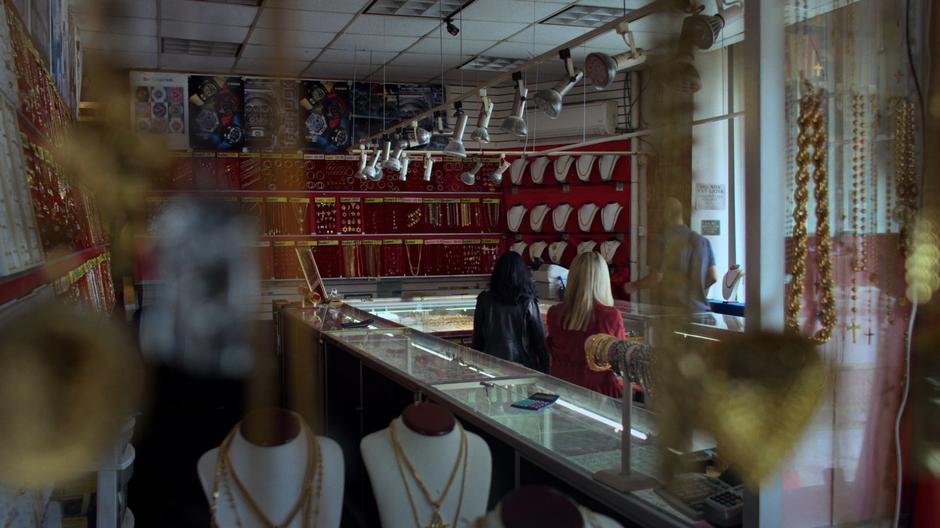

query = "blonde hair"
[{"left": 562, "top": 252, "right": 615, "bottom": 331}]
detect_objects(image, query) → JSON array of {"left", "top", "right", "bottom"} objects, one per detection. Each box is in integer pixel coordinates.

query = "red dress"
[{"left": 546, "top": 302, "right": 625, "bottom": 398}]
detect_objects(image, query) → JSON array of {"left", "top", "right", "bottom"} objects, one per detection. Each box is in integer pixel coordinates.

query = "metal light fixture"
[
  {"left": 384, "top": 141, "right": 405, "bottom": 171},
  {"left": 355, "top": 146, "right": 369, "bottom": 180},
  {"left": 489, "top": 155, "right": 510, "bottom": 185},
  {"left": 501, "top": 72, "right": 528, "bottom": 138},
  {"left": 422, "top": 153, "right": 434, "bottom": 181},
  {"left": 663, "top": 49, "right": 702, "bottom": 94},
  {"left": 444, "top": 102, "right": 469, "bottom": 158},
  {"left": 445, "top": 17, "right": 459, "bottom": 36},
  {"left": 661, "top": 11, "right": 726, "bottom": 94},
  {"left": 470, "top": 89, "right": 494, "bottom": 143},
  {"left": 535, "top": 49, "right": 584, "bottom": 119},
  {"left": 460, "top": 160, "right": 483, "bottom": 186},
  {"left": 364, "top": 146, "right": 383, "bottom": 181},
  {"left": 585, "top": 22, "right": 646, "bottom": 90},
  {"left": 399, "top": 155, "right": 410, "bottom": 181}
]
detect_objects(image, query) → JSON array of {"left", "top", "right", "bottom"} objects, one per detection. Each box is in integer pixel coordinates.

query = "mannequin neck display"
[
  {"left": 507, "top": 205, "right": 526, "bottom": 232},
  {"left": 578, "top": 203, "right": 599, "bottom": 232},
  {"left": 197, "top": 409, "right": 345, "bottom": 528},
  {"left": 598, "top": 154, "right": 619, "bottom": 182},
  {"left": 510, "top": 158, "right": 528, "bottom": 186},
  {"left": 722, "top": 265, "right": 744, "bottom": 301},
  {"left": 576, "top": 154, "right": 596, "bottom": 182},
  {"left": 510, "top": 241, "right": 528, "bottom": 256},
  {"left": 577, "top": 240, "right": 597, "bottom": 255},
  {"left": 471, "top": 486, "right": 622, "bottom": 528},
  {"left": 361, "top": 403, "right": 491, "bottom": 528},
  {"left": 548, "top": 241, "right": 568, "bottom": 264},
  {"left": 599, "top": 240, "right": 621, "bottom": 264},
  {"left": 530, "top": 204, "right": 551, "bottom": 232},
  {"left": 601, "top": 202, "right": 623, "bottom": 232},
  {"left": 554, "top": 155, "right": 574, "bottom": 182},
  {"left": 529, "top": 241, "right": 548, "bottom": 261},
  {"left": 552, "top": 204, "right": 573, "bottom": 232},
  {"left": 530, "top": 157, "right": 550, "bottom": 184}
]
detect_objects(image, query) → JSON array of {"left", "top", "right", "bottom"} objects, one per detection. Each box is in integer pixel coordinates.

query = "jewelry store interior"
[{"left": 1, "top": 0, "right": 939, "bottom": 526}]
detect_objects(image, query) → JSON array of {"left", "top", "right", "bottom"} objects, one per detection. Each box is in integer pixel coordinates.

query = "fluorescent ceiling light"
[
  {"left": 365, "top": 0, "right": 475, "bottom": 18},
  {"left": 161, "top": 38, "right": 241, "bottom": 57},
  {"left": 541, "top": 5, "right": 629, "bottom": 28},
  {"left": 459, "top": 56, "right": 528, "bottom": 72}
]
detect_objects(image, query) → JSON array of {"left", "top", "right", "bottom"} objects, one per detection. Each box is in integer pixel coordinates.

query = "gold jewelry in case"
[
  {"left": 786, "top": 81, "right": 836, "bottom": 344},
  {"left": 390, "top": 421, "right": 469, "bottom": 528}
]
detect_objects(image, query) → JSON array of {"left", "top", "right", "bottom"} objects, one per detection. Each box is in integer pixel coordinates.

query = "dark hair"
[{"left": 490, "top": 251, "right": 536, "bottom": 305}]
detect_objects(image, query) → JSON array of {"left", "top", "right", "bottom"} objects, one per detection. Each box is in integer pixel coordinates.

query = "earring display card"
[
  {"left": 340, "top": 197, "right": 362, "bottom": 234},
  {"left": 315, "top": 197, "right": 337, "bottom": 234}
]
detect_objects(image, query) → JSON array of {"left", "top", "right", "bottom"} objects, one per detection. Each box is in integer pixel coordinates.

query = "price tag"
[
  {"left": 318, "top": 240, "right": 339, "bottom": 246},
  {"left": 341, "top": 239, "right": 360, "bottom": 246},
  {"left": 241, "top": 197, "right": 264, "bottom": 203},
  {"left": 265, "top": 196, "right": 289, "bottom": 203},
  {"left": 404, "top": 239, "right": 424, "bottom": 245},
  {"left": 383, "top": 239, "right": 403, "bottom": 245},
  {"left": 240, "top": 152, "right": 261, "bottom": 158},
  {"left": 340, "top": 197, "right": 361, "bottom": 203},
  {"left": 273, "top": 241, "right": 296, "bottom": 247},
  {"left": 217, "top": 152, "right": 239, "bottom": 158},
  {"left": 315, "top": 197, "right": 336, "bottom": 204},
  {"left": 365, "top": 198, "right": 384, "bottom": 204},
  {"left": 288, "top": 197, "right": 311, "bottom": 204}
]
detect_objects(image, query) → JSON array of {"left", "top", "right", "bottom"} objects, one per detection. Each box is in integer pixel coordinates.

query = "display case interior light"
[
  {"left": 540, "top": 5, "right": 630, "bottom": 28},
  {"left": 364, "top": 0, "right": 475, "bottom": 18},
  {"left": 459, "top": 56, "right": 529, "bottom": 72},
  {"left": 553, "top": 398, "right": 648, "bottom": 440}
]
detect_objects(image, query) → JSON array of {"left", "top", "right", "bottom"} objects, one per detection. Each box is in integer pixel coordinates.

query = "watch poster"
[
  {"left": 244, "top": 78, "right": 300, "bottom": 151},
  {"left": 129, "top": 71, "right": 189, "bottom": 150},
  {"left": 188, "top": 75, "right": 245, "bottom": 151},
  {"left": 350, "top": 82, "right": 398, "bottom": 146},
  {"left": 300, "top": 80, "right": 351, "bottom": 152},
  {"left": 397, "top": 83, "right": 444, "bottom": 133}
]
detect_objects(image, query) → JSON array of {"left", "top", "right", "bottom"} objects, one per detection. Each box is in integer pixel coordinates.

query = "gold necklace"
[
  {"left": 406, "top": 243, "right": 422, "bottom": 276},
  {"left": 211, "top": 423, "right": 322, "bottom": 528},
  {"left": 894, "top": 98, "right": 917, "bottom": 258},
  {"left": 786, "top": 81, "right": 836, "bottom": 344},
  {"left": 390, "top": 421, "right": 468, "bottom": 528}
]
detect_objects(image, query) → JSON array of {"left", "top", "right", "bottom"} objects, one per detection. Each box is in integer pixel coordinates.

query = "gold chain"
[
  {"left": 211, "top": 423, "right": 323, "bottom": 528},
  {"left": 786, "top": 81, "right": 837, "bottom": 344},
  {"left": 390, "top": 421, "right": 468, "bottom": 528},
  {"left": 894, "top": 98, "right": 918, "bottom": 258}
]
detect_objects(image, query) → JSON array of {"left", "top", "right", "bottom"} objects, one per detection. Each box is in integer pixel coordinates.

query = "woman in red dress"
[{"left": 546, "top": 252, "right": 625, "bottom": 398}]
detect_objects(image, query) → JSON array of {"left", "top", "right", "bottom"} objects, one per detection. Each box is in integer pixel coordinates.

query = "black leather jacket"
[{"left": 471, "top": 290, "right": 549, "bottom": 373}]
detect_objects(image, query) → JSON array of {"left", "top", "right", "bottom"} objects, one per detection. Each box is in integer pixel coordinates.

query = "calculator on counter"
[{"left": 510, "top": 392, "right": 559, "bottom": 411}]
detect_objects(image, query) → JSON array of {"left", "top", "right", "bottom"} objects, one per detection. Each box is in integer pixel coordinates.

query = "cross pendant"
[
  {"left": 427, "top": 510, "right": 449, "bottom": 528},
  {"left": 864, "top": 329, "right": 875, "bottom": 345},
  {"left": 845, "top": 321, "right": 860, "bottom": 343}
]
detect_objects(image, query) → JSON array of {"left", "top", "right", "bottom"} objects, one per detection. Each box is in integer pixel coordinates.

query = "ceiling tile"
[
  {"left": 458, "top": 0, "right": 563, "bottom": 23},
  {"left": 577, "top": 0, "right": 654, "bottom": 8},
  {"left": 392, "top": 52, "right": 466, "bottom": 66},
  {"left": 344, "top": 14, "right": 440, "bottom": 37},
  {"left": 256, "top": 8, "right": 354, "bottom": 32},
  {"left": 365, "top": 65, "right": 431, "bottom": 83},
  {"left": 507, "top": 24, "right": 590, "bottom": 45},
  {"left": 480, "top": 41, "right": 553, "bottom": 59},
  {"left": 159, "top": 53, "right": 237, "bottom": 73},
  {"left": 407, "top": 36, "right": 492, "bottom": 56},
  {"left": 452, "top": 20, "right": 528, "bottom": 41},
  {"left": 79, "top": 31, "right": 158, "bottom": 53},
  {"left": 161, "top": 20, "right": 249, "bottom": 43},
  {"left": 160, "top": 0, "right": 258, "bottom": 26},
  {"left": 86, "top": 50, "right": 158, "bottom": 70},
  {"left": 437, "top": 69, "right": 501, "bottom": 83},
  {"left": 73, "top": 14, "right": 158, "bottom": 36},
  {"left": 73, "top": 0, "right": 156, "bottom": 19},
  {"left": 304, "top": 62, "right": 362, "bottom": 79},
  {"left": 316, "top": 49, "right": 398, "bottom": 65},
  {"left": 329, "top": 33, "right": 420, "bottom": 52},
  {"left": 265, "top": 0, "right": 369, "bottom": 12},
  {"left": 240, "top": 44, "right": 321, "bottom": 61},
  {"left": 234, "top": 58, "right": 311, "bottom": 77},
  {"left": 249, "top": 28, "right": 336, "bottom": 48}
]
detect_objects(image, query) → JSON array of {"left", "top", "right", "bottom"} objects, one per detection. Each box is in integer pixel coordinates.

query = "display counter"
[{"left": 278, "top": 301, "right": 720, "bottom": 527}]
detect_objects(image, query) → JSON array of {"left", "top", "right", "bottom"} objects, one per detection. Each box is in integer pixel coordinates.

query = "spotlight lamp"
[
  {"left": 365, "top": 146, "right": 383, "bottom": 181},
  {"left": 585, "top": 23, "right": 646, "bottom": 90},
  {"left": 423, "top": 153, "right": 434, "bottom": 182},
  {"left": 663, "top": 49, "right": 702, "bottom": 94},
  {"left": 501, "top": 72, "right": 528, "bottom": 138},
  {"left": 445, "top": 17, "right": 459, "bottom": 36},
  {"left": 661, "top": 11, "right": 726, "bottom": 94},
  {"left": 535, "top": 49, "right": 584, "bottom": 119},
  {"left": 355, "top": 146, "right": 369, "bottom": 180},
  {"left": 444, "top": 102, "right": 469, "bottom": 158},
  {"left": 489, "top": 155, "right": 510, "bottom": 185},
  {"left": 460, "top": 160, "right": 483, "bottom": 186},
  {"left": 681, "top": 12, "right": 726, "bottom": 51},
  {"left": 384, "top": 141, "right": 405, "bottom": 171},
  {"left": 399, "top": 155, "right": 410, "bottom": 181},
  {"left": 470, "top": 89, "right": 494, "bottom": 143}
]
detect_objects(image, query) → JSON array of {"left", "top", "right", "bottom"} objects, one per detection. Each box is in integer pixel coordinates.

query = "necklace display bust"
[
  {"left": 470, "top": 486, "right": 622, "bottom": 528},
  {"left": 722, "top": 265, "right": 745, "bottom": 301}
]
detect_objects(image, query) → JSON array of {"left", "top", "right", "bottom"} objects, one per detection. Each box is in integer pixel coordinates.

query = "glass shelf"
[
  {"left": 345, "top": 295, "right": 477, "bottom": 334},
  {"left": 323, "top": 326, "right": 534, "bottom": 384}
]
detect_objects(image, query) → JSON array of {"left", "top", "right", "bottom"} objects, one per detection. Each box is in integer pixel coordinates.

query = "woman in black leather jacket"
[{"left": 472, "top": 251, "right": 549, "bottom": 373}]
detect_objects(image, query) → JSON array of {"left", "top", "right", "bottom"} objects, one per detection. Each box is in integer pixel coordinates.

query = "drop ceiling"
[{"left": 74, "top": 0, "right": 741, "bottom": 83}]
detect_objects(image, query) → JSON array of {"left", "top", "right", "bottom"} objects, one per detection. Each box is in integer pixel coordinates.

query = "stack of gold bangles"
[
  {"left": 585, "top": 333, "right": 654, "bottom": 392},
  {"left": 585, "top": 333, "right": 620, "bottom": 372}
]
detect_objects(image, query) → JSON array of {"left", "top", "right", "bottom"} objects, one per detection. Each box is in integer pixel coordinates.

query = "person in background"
[
  {"left": 623, "top": 197, "right": 717, "bottom": 312},
  {"left": 546, "top": 252, "right": 624, "bottom": 397},
  {"left": 472, "top": 251, "right": 549, "bottom": 373}
]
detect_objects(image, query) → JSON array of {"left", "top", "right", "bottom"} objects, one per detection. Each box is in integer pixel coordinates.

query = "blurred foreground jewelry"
[
  {"left": 786, "top": 81, "right": 836, "bottom": 344},
  {"left": 653, "top": 331, "right": 827, "bottom": 487},
  {"left": 0, "top": 303, "right": 142, "bottom": 487}
]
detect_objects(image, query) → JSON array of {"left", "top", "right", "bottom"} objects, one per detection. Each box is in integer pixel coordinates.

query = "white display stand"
[
  {"left": 197, "top": 413, "right": 344, "bottom": 528},
  {"left": 362, "top": 413, "right": 491, "bottom": 528}
]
